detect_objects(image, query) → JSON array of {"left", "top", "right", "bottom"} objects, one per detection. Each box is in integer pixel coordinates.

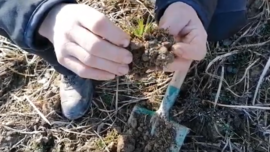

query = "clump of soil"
[
  {"left": 127, "top": 28, "right": 176, "bottom": 79},
  {"left": 117, "top": 113, "right": 177, "bottom": 152}
]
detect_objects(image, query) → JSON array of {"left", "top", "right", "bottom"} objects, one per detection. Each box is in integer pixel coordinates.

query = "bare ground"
[{"left": 1, "top": 0, "right": 270, "bottom": 151}]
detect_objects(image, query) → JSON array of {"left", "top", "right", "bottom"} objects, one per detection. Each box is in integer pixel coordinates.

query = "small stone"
[
  {"left": 159, "top": 54, "right": 166, "bottom": 60},
  {"left": 143, "top": 126, "right": 148, "bottom": 130},
  {"left": 159, "top": 46, "right": 168, "bottom": 54},
  {"left": 142, "top": 53, "right": 149, "bottom": 61},
  {"left": 129, "top": 117, "right": 137, "bottom": 129},
  {"left": 144, "top": 42, "right": 149, "bottom": 48},
  {"left": 148, "top": 40, "right": 158, "bottom": 47},
  {"left": 144, "top": 143, "right": 153, "bottom": 152},
  {"left": 117, "top": 135, "right": 135, "bottom": 152},
  {"left": 130, "top": 41, "right": 142, "bottom": 50},
  {"left": 138, "top": 127, "right": 143, "bottom": 132},
  {"left": 143, "top": 135, "right": 148, "bottom": 140},
  {"left": 126, "top": 129, "right": 133, "bottom": 135},
  {"left": 143, "top": 34, "right": 152, "bottom": 40},
  {"left": 162, "top": 41, "right": 172, "bottom": 48}
]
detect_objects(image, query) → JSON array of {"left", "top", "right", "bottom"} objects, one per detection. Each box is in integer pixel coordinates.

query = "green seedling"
[{"left": 130, "top": 17, "right": 153, "bottom": 38}]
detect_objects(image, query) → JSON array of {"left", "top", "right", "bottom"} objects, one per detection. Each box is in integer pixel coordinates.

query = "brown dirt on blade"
[
  {"left": 127, "top": 28, "right": 175, "bottom": 80},
  {"left": 117, "top": 113, "right": 177, "bottom": 152}
]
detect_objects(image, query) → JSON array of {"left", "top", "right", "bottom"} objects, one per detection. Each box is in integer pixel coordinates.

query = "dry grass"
[{"left": 1, "top": 0, "right": 270, "bottom": 151}]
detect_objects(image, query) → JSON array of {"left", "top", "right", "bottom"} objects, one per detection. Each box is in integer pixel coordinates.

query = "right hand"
[
  {"left": 159, "top": 2, "right": 207, "bottom": 72},
  {"left": 38, "top": 4, "right": 132, "bottom": 80}
]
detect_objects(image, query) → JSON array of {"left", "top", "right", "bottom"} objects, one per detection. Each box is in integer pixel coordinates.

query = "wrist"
[
  {"left": 175, "top": 2, "right": 205, "bottom": 26},
  {"left": 38, "top": 4, "right": 66, "bottom": 42}
]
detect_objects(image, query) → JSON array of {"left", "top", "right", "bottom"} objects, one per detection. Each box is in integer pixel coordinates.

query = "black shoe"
[{"left": 59, "top": 74, "right": 94, "bottom": 120}]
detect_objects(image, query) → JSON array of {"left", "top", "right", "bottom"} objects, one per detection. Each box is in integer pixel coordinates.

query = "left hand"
[
  {"left": 39, "top": 4, "right": 132, "bottom": 80},
  {"left": 159, "top": 2, "right": 207, "bottom": 72}
]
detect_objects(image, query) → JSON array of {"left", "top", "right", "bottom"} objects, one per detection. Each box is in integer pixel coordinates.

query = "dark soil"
[
  {"left": 1, "top": 0, "right": 270, "bottom": 152},
  {"left": 127, "top": 28, "right": 175, "bottom": 79},
  {"left": 117, "top": 113, "right": 177, "bottom": 152}
]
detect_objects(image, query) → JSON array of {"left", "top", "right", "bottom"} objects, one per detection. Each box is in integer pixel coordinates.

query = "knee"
[
  {"left": 207, "top": 11, "right": 247, "bottom": 42},
  {"left": 33, "top": 47, "right": 74, "bottom": 76}
]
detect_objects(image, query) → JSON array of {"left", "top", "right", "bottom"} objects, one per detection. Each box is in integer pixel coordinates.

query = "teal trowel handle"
[{"left": 158, "top": 69, "right": 189, "bottom": 114}]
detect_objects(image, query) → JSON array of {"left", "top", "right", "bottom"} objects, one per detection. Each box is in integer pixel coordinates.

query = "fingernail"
[
  {"left": 118, "top": 66, "right": 129, "bottom": 74},
  {"left": 123, "top": 54, "right": 132, "bottom": 64},
  {"left": 123, "top": 39, "right": 130, "bottom": 47}
]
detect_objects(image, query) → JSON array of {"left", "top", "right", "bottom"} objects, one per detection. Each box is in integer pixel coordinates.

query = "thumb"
[
  {"left": 158, "top": 3, "right": 191, "bottom": 36},
  {"left": 172, "top": 42, "right": 206, "bottom": 61}
]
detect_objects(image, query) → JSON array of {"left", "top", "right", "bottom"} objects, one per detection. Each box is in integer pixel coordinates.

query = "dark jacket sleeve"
[
  {"left": 155, "top": 0, "right": 218, "bottom": 29},
  {"left": 0, "top": 0, "right": 77, "bottom": 52}
]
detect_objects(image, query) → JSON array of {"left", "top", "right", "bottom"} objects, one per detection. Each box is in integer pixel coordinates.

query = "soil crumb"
[
  {"left": 117, "top": 113, "right": 177, "bottom": 152},
  {"left": 127, "top": 28, "right": 175, "bottom": 79}
]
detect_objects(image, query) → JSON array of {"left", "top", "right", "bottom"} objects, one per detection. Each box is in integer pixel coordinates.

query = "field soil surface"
[{"left": 1, "top": 0, "right": 270, "bottom": 152}]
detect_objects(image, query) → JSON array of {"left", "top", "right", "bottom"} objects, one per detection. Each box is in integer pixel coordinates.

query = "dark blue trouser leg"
[
  {"left": 207, "top": 0, "right": 248, "bottom": 41},
  {"left": 32, "top": 47, "right": 74, "bottom": 76}
]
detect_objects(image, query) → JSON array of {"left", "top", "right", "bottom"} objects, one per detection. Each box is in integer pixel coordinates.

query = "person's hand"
[
  {"left": 159, "top": 2, "right": 207, "bottom": 72},
  {"left": 38, "top": 4, "right": 132, "bottom": 80}
]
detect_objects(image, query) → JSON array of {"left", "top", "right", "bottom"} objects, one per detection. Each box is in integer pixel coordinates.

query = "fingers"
[
  {"left": 68, "top": 26, "right": 132, "bottom": 65},
  {"left": 79, "top": 7, "right": 130, "bottom": 47},
  {"left": 64, "top": 42, "right": 129, "bottom": 76},
  {"left": 59, "top": 56, "right": 115, "bottom": 80},
  {"left": 158, "top": 2, "right": 207, "bottom": 62},
  {"left": 159, "top": 2, "right": 190, "bottom": 36},
  {"left": 159, "top": 17, "right": 189, "bottom": 36},
  {"left": 172, "top": 41, "right": 206, "bottom": 61},
  {"left": 164, "top": 58, "right": 192, "bottom": 72}
]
